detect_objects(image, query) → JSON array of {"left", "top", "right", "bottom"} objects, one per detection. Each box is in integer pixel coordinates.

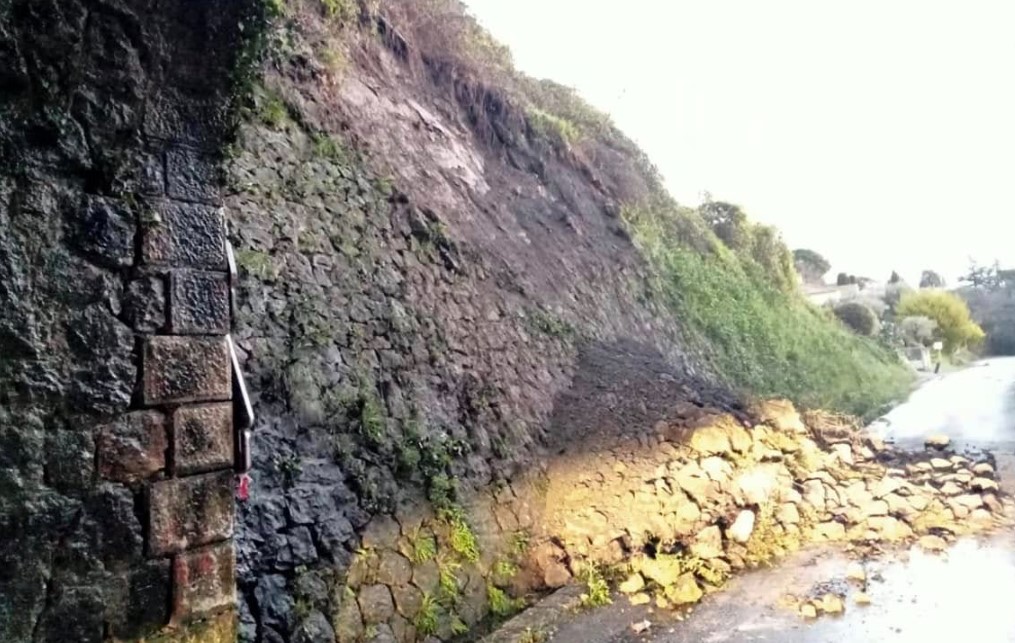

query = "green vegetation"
[
  {"left": 321, "top": 0, "right": 356, "bottom": 22},
  {"left": 624, "top": 197, "right": 912, "bottom": 418},
  {"left": 487, "top": 583, "right": 525, "bottom": 617},
  {"left": 439, "top": 506, "right": 480, "bottom": 564},
  {"left": 438, "top": 557, "right": 461, "bottom": 602},
  {"left": 311, "top": 133, "right": 351, "bottom": 163},
  {"left": 257, "top": 89, "right": 289, "bottom": 128},
  {"left": 409, "top": 530, "right": 437, "bottom": 564},
  {"left": 525, "top": 308, "right": 577, "bottom": 340},
  {"left": 833, "top": 302, "right": 880, "bottom": 337},
  {"left": 235, "top": 249, "right": 277, "bottom": 281},
  {"left": 793, "top": 248, "right": 831, "bottom": 284},
  {"left": 414, "top": 593, "right": 440, "bottom": 637},
  {"left": 527, "top": 107, "right": 581, "bottom": 146},
  {"left": 897, "top": 290, "right": 985, "bottom": 354},
  {"left": 577, "top": 562, "right": 612, "bottom": 608}
]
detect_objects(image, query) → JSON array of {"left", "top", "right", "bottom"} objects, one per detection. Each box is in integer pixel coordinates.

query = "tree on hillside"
[
  {"left": 697, "top": 197, "right": 796, "bottom": 292},
  {"left": 960, "top": 260, "right": 1001, "bottom": 290},
  {"left": 793, "top": 249, "right": 831, "bottom": 285},
  {"left": 833, "top": 302, "right": 880, "bottom": 336},
  {"left": 919, "top": 270, "right": 945, "bottom": 289},
  {"left": 889, "top": 270, "right": 903, "bottom": 284},
  {"left": 699, "top": 198, "right": 750, "bottom": 250},
  {"left": 896, "top": 290, "right": 985, "bottom": 354}
]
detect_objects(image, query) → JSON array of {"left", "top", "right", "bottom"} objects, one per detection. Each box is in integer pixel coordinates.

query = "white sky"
[{"left": 464, "top": 0, "right": 1015, "bottom": 284}]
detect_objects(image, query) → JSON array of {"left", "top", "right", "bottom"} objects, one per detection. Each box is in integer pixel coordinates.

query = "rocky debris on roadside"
[{"left": 531, "top": 399, "right": 1013, "bottom": 621}]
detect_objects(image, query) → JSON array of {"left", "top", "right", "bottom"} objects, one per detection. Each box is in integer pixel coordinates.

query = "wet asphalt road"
[{"left": 548, "top": 358, "right": 1015, "bottom": 643}]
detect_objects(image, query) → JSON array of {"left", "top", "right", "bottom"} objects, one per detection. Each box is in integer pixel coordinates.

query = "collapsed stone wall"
[
  {"left": 484, "top": 400, "right": 1011, "bottom": 642},
  {"left": 0, "top": 1, "right": 251, "bottom": 640}
]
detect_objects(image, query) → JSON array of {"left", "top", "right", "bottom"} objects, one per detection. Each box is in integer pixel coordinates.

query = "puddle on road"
[{"left": 649, "top": 532, "right": 1015, "bottom": 643}]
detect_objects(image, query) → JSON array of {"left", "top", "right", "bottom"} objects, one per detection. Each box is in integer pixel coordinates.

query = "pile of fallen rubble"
[{"left": 526, "top": 401, "right": 1012, "bottom": 615}]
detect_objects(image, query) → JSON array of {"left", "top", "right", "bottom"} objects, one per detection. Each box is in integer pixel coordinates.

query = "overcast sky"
[{"left": 464, "top": 0, "right": 1015, "bottom": 285}]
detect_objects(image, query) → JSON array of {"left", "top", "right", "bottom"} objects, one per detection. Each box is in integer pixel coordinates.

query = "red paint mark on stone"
[
  {"left": 197, "top": 552, "right": 215, "bottom": 574},
  {"left": 237, "top": 473, "right": 250, "bottom": 501}
]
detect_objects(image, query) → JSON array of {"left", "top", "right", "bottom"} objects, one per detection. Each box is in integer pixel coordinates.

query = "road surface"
[{"left": 546, "top": 358, "right": 1015, "bottom": 643}]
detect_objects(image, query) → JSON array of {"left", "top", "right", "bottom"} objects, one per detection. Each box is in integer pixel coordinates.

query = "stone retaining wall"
[{"left": 0, "top": 1, "right": 249, "bottom": 640}]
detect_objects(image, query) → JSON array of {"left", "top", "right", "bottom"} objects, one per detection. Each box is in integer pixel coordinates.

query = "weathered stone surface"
[
  {"left": 97, "top": 411, "right": 167, "bottom": 482},
  {"left": 866, "top": 516, "right": 913, "bottom": 541},
  {"left": 294, "top": 610, "right": 336, "bottom": 643},
  {"left": 110, "top": 560, "right": 173, "bottom": 639},
  {"left": 619, "top": 573, "right": 645, "bottom": 594},
  {"left": 689, "top": 424, "right": 732, "bottom": 455},
  {"left": 358, "top": 584, "right": 395, "bottom": 624},
  {"left": 733, "top": 466, "right": 779, "bottom": 505},
  {"left": 170, "top": 270, "right": 230, "bottom": 334},
  {"left": 392, "top": 583, "right": 422, "bottom": 619},
  {"left": 728, "top": 510, "right": 755, "bottom": 543},
  {"left": 335, "top": 594, "right": 365, "bottom": 642},
  {"left": 812, "top": 521, "right": 846, "bottom": 541},
  {"left": 664, "top": 573, "right": 703, "bottom": 605},
  {"left": 142, "top": 200, "right": 226, "bottom": 269},
  {"left": 376, "top": 550, "right": 412, "bottom": 587},
  {"left": 755, "top": 400, "right": 807, "bottom": 433},
  {"left": 639, "top": 556, "right": 681, "bottom": 587},
  {"left": 361, "top": 516, "right": 401, "bottom": 550},
  {"left": 972, "top": 462, "right": 995, "bottom": 476},
  {"left": 817, "top": 593, "right": 844, "bottom": 614},
  {"left": 166, "top": 147, "right": 222, "bottom": 204},
  {"left": 972, "top": 477, "right": 999, "bottom": 491},
  {"left": 143, "top": 336, "right": 230, "bottom": 404},
  {"left": 925, "top": 434, "right": 950, "bottom": 450},
  {"left": 918, "top": 534, "right": 948, "bottom": 552},
  {"left": 690, "top": 526, "right": 723, "bottom": 559},
  {"left": 123, "top": 276, "right": 167, "bottom": 332},
  {"left": 149, "top": 471, "right": 234, "bottom": 555},
  {"left": 69, "top": 196, "right": 136, "bottom": 269},
  {"left": 173, "top": 542, "right": 237, "bottom": 620},
  {"left": 173, "top": 403, "right": 233, "bottom": 475},
  {"left": 776, "top": 502, "right": 800, "bottom": 524},
  {"left": 543, "top": 562, "right": 571, "bottom": 588}
]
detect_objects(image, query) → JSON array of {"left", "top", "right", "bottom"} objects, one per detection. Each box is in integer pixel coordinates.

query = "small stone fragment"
[
  {"left": 983, "top": 494, "right": 1003, "bottom": 513},
  {"left": 619, "top": 573, "right": 645, "bottom": 594},
  {"left": 972, "top": 462, "right": 995, "bottom": 476},
  {"left": 925, "top": 434, "right": 950, "bottom": 450},
  {"left": 690, "top": 525, "right": 724, "bottom": 559},
  {"left": 918, "top": 535, "right": 948, "bottom": 552},
  {"left": 846, "top": 562, "right": 866, "bottom": 582},
  {"left": 971, "top": 477, "right": 999, "bottom": 492},
  {"left": 800, "top": 603, "right": 818, "bottom": 619},
  {"left": 776, "top": 502, "right": 801, "bottom": 525},
  {"left": 665, "top": 573, "right": 704, "bottom": 605},
  {"left": 939, "top": 481, "right": 963, "bottom": 496},
  {"left": 629, "top": 593, "right": 651, "bottom": 606},
  {"left": 818, "top": 593, "right": 844, "bottom": 614},
  {"left": 728, "top": 510, "right": 756, "bottom": 544},
  {"left": 631, "top": 620, "right": 652, "bottom": 634},
  {"left": 853, "top": 592, "right": 872, "bottom": 606}
]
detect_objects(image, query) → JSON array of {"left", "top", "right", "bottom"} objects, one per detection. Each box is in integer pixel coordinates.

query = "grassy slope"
[{"left": 626, "top": 203, "right": 912, "bottom": 418}]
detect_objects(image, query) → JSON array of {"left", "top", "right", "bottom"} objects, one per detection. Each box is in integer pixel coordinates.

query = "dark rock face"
[
  {"left": 0, "top": 0, "right": 247, "bottom": 639},
  {"left": 225, "top": 9, "right": 731, "bottom": 637}
]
